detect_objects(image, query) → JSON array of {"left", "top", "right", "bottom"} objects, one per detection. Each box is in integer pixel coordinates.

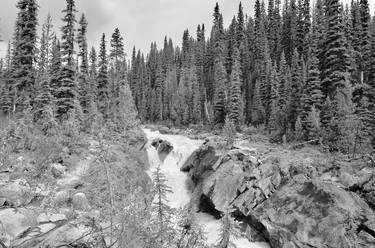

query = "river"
[{"left": 143, "top": 128, "right": 270, "bottom": 248}]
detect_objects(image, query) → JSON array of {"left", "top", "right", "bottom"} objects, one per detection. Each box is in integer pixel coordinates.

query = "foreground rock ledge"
[
  {"left": 184, "top": 140, "right": 375, "bottom": 248},
  {"left": 252, "top": 179, "right": 375, "bottom": 248}
]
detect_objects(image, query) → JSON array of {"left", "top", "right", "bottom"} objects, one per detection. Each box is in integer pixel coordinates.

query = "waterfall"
[{"left": 143, "top": 128, "right": 269, "bottom": 248}]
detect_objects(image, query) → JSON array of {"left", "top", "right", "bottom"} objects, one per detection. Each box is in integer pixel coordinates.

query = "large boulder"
[
  {"left": 200, "top": 148, "right": 263, "bottom": 212},
  {"left": 151, "top": 138, "right": 174, "bottom": 161},
  {"left": 0, "top": 179, "right": 35, "bottom": 207},
  {"left": 182, "top": 145, "right": 218, "bottom": 172},
  {"left": 37, "top": 213, "right": 67, "bottom": 224},
  {"left": 13, "top": 221, "right": 90, "bottom": 248},
  {"left": 0, "top": 208, "right": 37, "bottom": 246},
  {"left": 0, "top": 171, "right": 10, "bottom": 183},
  {"left": 51, "top": 163, "right": 67, "bottom": 178},
  {"left": 202, "top": 160, "right": 245, "bottom": 212},
  {"left": 72, "top": 192, "right": 90, "bottom": 211},
  {"left": 252, "top": 179, "right": 375, "bottom": 248}
]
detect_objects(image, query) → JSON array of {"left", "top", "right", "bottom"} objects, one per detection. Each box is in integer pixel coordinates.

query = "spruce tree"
[
  {"left": 228, "top": 48, "right": 243, "bottom": 125},
  {"left": 49, "top": 37, "right": 62, "bottom": 100},
  {"left": 57, "top": 0, "right": 77, "bottom": 119},
  {"left": 277, "top": 52, "right": 291, "bottom": 133},
  {"left": 77, "top": 14, "right": 88, "bottom": 75},
  {"left": 152, "top": 165, "right": 173, "bottom": 243},
  {"left": 321, "top": 0, "right": 351, "bottom": 98},
  {"left": 301, "top": 48, "right": 323, "bottom": 133},
  {"left": 289, "top": 49, "right": 303, "bottom": 129},
  {"left": 110, "top": 28, "right": 125, "bottom": 97},
  {"left": 77, "top": 14, "right": 89, "bottom": 112},
  {"left": 89, "top": 47, "right": 97, "bottom": 78},
  {"left": 251, "top": 80, "right": 266, "bottom": 126},
  {"left": 11, "top": 0, "right": 39, "bottom": 111},
  {"left": 97, "top": 33, "right": 109, "bottom": 118},
  {"left": 34, "top": 78, "right": 53, "bottom": 121},
  {"left": 190, "top": 64, "right": 201, "bottom": 124},
  {"left": 213, "top": 56, "right": 227, "bottom": 124},
  {"left": 306, "top": 105, "right": 322, "bottom": 140},
  {"left": 0, "top": 42, "right": 12, "bottom": 114},
  {"left": 269, "top": 62, "right": 280, "bottom": 133}
]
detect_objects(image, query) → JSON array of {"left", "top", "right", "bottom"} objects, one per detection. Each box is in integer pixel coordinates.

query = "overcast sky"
[{"left": 0, "top": 0, "right": 374, "bottom": 59}]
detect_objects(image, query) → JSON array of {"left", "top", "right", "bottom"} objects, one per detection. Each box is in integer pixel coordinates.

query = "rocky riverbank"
[
  {"left": 183, "top": 134, "right": 375, "bottom": 247},
  {"left": 0, "top": 132, "right": 149, "bottom": 248}
]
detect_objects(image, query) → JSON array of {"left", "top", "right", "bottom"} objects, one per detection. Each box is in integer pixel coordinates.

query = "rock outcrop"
[
  {"left": 184, "top": 140, "right": 375, "bottom": 248},
  {"left": 151, "top": 138, "right": 174, "bottom": 161},
  {"left": 0, "top": 179, "right": 35, "bottom": 207},
  {"left": 253, "top": 179, "right": 375, "bottom": 247}
]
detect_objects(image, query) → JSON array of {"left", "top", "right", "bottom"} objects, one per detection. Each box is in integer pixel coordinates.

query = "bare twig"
[{"left": 289, "top": 139, "right": 320, "bottom": 150}]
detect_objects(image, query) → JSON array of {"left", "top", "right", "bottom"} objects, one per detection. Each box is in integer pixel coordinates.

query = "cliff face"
[{"left": 183, "top": 138, "right": 375, "bottom": 248}]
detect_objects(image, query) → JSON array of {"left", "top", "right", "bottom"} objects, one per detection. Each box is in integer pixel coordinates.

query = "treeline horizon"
[
  {"left": 0, "top": 0, "right": 374, "bottom": 155},
  {"left": 129, "top": 0, "right": 375, "bottom": 153}
]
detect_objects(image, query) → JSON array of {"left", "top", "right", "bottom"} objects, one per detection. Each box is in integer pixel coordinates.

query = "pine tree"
[
  {"left": 57, "top": 0, "right": 77, "bottom": 119},
  {"left": 11, "top": 0, "right": 39, "bottom": 111},
  {"left": 97, "top": 33, "right": 109, "bottom": 118}
]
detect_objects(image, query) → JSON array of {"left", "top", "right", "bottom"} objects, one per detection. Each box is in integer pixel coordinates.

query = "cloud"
[{"left": 0, "top": 0, "right": 374, "bottom": 59}]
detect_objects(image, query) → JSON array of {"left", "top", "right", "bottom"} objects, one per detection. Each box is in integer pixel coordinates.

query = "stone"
[
  {"left": 151, "top": 138, "right": 174, "bottom": 161},
  {"left": 202, "top": 160, "right": 245, "bottom": 212},
  {"left": 182, "top": 145, "right": 219, "bottom": 178},
  {"left": 72, "top": 193, "right": 90, "bottom": 211},
  {"left": 0, "top": 208, "right": 36, "bottom": 246},
  {"left": 159, "top": 126, "right": 171, "bottom": 135},
  {"left": 54, "top": 191, "right": 70, "bottom": 206},
  {"left": 252, "top": 180, "right": 375, "bottom": 248},
  {"left": 37, "top": 213, "right": 67, "bottom": 223},
  {"left": 0, "top": 179, "right": 35, "bottom": 207},
  {"left": 51, "top": 163, "right": 67, "bottom": 178},
  {"left": 0, "top": 171, "right": 10, "bottom": 182},
  {"left": 13, "top": 221, "right": 90, "bottom": 248}
]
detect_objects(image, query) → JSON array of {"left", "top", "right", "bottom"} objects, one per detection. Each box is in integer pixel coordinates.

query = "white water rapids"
[{"left": 143, "top": 128, "right": 269, "bottom": 248}]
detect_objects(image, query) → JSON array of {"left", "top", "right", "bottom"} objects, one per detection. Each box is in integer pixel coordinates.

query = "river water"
[{"left": 143, "top": 128, "right": 269, "bottom": 248}]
